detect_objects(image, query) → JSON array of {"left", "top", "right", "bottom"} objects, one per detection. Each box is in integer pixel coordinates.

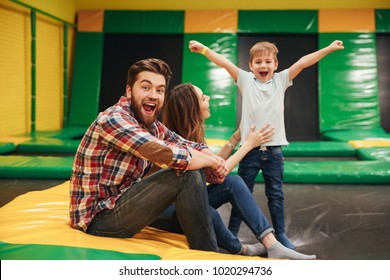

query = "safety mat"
[{"left": 0, "top": 181, "right": 265, "bottom": 260}]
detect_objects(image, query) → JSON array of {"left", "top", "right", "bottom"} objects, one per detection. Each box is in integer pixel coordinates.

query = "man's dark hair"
[{"left": 127, "top": 58, "right": 172, "bottom": 89}]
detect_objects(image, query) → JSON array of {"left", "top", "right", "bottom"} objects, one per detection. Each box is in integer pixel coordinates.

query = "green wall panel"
[
  {"left": 376, "top": 9, "right": 390, "bottom": 32},
  {"left": 319, "top": 33, "right": 380, "bottom": 132},
  {"left": 68, "top": 32, "right": 103, "bottom": 127},
  {"left": 104, "top": 10, "right": 184, "bottom": 34},
  {"left": 182, "top": 34, "right": 237, "bottom": 136},
  {"left": 238, "top": 10, "right": 318, "bottom": 33}
]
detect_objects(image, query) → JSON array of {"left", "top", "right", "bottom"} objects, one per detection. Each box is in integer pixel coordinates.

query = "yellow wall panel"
[
  {"left": 0, "top": 1, "right": 31, "bottom": 136},
  {"left": 36, "top": 15, "right": 63, "bottom": 131},
  {"left": 319, "top": 9, "right": 375, "bottom": 32},
  {"left": 15, "top": 0, "right": 76, "bottom": 23},
  {"left": 185, "top": 10, "right": 237, "bottom": 33}
]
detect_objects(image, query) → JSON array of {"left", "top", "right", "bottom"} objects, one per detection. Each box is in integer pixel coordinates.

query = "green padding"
[
  {"left": 283, "top": 141, "right": 355, "bottom": 157},
  {"left": 16, "top": 126, "right": 87, "bottom": 139},
  {"left": 376, "top": 9, "right": 390, "bottom": 32},
  {"left": 282, "top": 160, "right": 390, "bottom": 184},
  {"left": 68, "top": 32, "right": 103, "bottom": 127},
  {"left": 104, "top": 10, "right": 184, "bottom": 34},
  {"left": 238, "top": 10, "right": 318, "bottom": 33},
  {"left": 183, "top": 33, "right": 237, "bottom": 131},
  {"left": 230, "top": 160, "right": 390, "bottom": 184},
  {"left": 0, "top": 156, "right": 73, "bottom": 179},
  {"left": 0, "top": 142, "right": 15, "bottom": 154},
  {"left": 357, "top": 147, "right": 390, "bottom": 161},
  {"left": 322, "top": 128, "right": 390, "bottom": 141},
  {"left": 17, "top": 138, "right": 80, "bottom": 153},
  {"left": 0, "top": 242, "right": 160, "bottom": 260},
  {"left": 319, "top": 33, "right": 380, "bottom": 132},
  {"left": 243, "top": 161, "right": 390, "bottom": 184}
]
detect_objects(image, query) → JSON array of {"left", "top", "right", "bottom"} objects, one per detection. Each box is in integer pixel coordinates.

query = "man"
[{"left": 69, "top": 58, "right": 228, "bottom": 251}]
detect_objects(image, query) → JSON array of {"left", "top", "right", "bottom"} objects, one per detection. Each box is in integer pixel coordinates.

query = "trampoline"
[
  {"left": 1, "top": 178, "right": 389, "bottom": 260},
  {"left": 1, "top": 7, "right": 390, "bottom": 261}
]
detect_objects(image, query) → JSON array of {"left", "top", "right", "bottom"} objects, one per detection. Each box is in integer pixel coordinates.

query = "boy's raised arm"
[
  {"left": 288, "top": 40, "right": 344, "bottom": 81},
  {"left": 189, "top": 40, "right": 239, "bottom": 81}
]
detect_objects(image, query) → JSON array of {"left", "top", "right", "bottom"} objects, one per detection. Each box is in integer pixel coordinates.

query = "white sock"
[
  {"left": 241, "top": 243, "right": 267, "bottom": 256},
  {"left": 267, "top": 242, "right": 316, "bottom": 260}
]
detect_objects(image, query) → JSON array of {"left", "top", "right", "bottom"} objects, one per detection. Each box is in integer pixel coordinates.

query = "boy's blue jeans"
[
  {"left": 231, "top": 146, "right": 285, "bottom": 237},
  {"left": 150, "top": 174, "right": 273, "bottom": 254},
  {"left": 87, "top": 168, "right": 218, "bottom": 252}
]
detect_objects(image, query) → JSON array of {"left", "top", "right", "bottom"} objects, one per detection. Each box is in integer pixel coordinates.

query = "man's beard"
[{"left": 130, "top": 99, "right": 161, "bottom": 130}]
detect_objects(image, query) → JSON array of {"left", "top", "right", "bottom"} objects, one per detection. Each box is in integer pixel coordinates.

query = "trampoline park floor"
[{"left": 1, "top": 178, "right": 389, "bottom": 260}]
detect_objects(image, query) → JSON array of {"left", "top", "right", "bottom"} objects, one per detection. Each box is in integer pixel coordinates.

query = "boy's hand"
[
  {"left": 189, "top": 40, "right": 206, "bottom": 54},
  {"left": 329, "top": 40, "right": 344, "bottom": 52}
]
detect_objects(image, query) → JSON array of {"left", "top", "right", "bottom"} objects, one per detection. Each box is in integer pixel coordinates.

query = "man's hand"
[{"left": 206, "top": 155, "right": 228, "bottom": 184}]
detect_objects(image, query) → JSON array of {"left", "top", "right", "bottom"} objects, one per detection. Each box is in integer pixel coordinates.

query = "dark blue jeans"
[
  {"left": 230, "top": 146, "right": 285, "bottom": 236},
  {"left": 87, "top": 168, "right": 218, "bottom": 252},
  {"left": 151, "top": 174, "right": 273, "bottom": 254}
]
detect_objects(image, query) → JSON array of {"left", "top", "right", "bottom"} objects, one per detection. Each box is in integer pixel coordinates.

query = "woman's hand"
[{"left": 244, "top": 124, "right": 274, "bottom": 149}]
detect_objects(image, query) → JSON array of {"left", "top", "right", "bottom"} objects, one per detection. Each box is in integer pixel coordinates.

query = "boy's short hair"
[{"left": 249, "top": 42, "right": 279, "bottom": 62}]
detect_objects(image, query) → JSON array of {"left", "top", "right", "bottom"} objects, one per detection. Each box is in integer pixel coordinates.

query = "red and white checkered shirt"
[{"left": 69, "top": 96, "right": 207, "bottom": 231}]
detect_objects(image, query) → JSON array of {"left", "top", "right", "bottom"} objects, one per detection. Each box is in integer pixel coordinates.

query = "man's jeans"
[
  {"left": 87, "top": 168, "right": 218, "bottom": 252},
  {"left": 230, "top": 146, "right": 285, "bottom": 236},
  {"left": 151, "top": 174, "right": 273, "bottom": 254}
]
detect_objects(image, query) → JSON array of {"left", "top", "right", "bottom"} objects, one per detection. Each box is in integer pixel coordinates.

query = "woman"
[{"left": 154, "top": 83, "right": 316, "bottom": 260}]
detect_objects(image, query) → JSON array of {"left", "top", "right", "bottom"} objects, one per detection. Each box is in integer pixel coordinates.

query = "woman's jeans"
[
  {"left": 87, "top": 168, "right": 218, "bottom": 252},
  {"left": 230, "top": 146, "right": 285, "bottom": 236},
  {"left": 151, "top": 174, "right": 273, "bottom": 254}
]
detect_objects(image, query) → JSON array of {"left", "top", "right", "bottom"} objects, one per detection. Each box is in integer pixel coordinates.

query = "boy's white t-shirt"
[{"left": 237, "top": 68, "right": 292, "bottom": 146}]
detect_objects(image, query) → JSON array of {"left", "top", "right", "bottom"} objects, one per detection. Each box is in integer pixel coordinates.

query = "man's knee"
[{"left": 181, "top": 169, "right": 204, "bottom": 186}]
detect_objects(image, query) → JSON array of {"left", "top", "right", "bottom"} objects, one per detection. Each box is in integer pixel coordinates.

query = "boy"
[{"left": 189, "top": 39, "right": 344, "bottom": 249}]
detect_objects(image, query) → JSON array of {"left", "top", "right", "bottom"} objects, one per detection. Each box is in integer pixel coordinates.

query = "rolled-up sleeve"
[{"left": 98, "top": 111, "right": 194, "bottom": 171}]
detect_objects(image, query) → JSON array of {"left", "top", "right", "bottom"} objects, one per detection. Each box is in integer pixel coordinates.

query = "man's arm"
[
  {"left": 289, "top": 40, "right": 344, "bottom": 81},
  {"left": 189, "top": 40, "right": 239, "bottom": 81}
]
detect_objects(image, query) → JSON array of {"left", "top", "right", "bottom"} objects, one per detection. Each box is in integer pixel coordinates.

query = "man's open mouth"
[{"left": 143, "top": 103, "right": 156, "bottom": 114}]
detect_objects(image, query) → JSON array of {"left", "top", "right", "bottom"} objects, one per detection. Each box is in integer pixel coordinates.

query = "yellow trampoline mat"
[{"left": 0, "top": 181, "right": 265, "bottom": 260}]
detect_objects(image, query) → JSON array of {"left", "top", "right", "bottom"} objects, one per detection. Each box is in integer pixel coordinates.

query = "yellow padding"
[
  {"left": 348, "top": 139, "right": 390, "bottom": 149},
  {"left": 0, "top": 136, "right": 31, "bottom": 145},
  {"left": 0, "top": 181, "right": 264, "bottom": 260},
  {"left": 319, "top": 9, "right": 375, "bottom": 32},
  {"left": 77, "top": 10, "right": 104, "bottom": 32},
  {"left": 205, "top": 138, "right": 228, "bottom": 147}
]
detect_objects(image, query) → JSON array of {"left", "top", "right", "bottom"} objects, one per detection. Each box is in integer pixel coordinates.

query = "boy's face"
[
  {"left": 249, "top": 52, "right": 278, "bottom": 83},
  {"left": 126, "top": 71, "right": 166, "bottom": 128}
]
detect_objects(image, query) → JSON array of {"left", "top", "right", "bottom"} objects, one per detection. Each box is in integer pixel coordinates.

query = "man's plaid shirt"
[{"left": 69, "top": 96, "right": 207, "bottom": 231}]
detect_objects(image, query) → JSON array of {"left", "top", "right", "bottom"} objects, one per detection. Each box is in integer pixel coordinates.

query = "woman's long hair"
[{"left": 162, "top": 83, "right": 205, "bottom": 142}]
